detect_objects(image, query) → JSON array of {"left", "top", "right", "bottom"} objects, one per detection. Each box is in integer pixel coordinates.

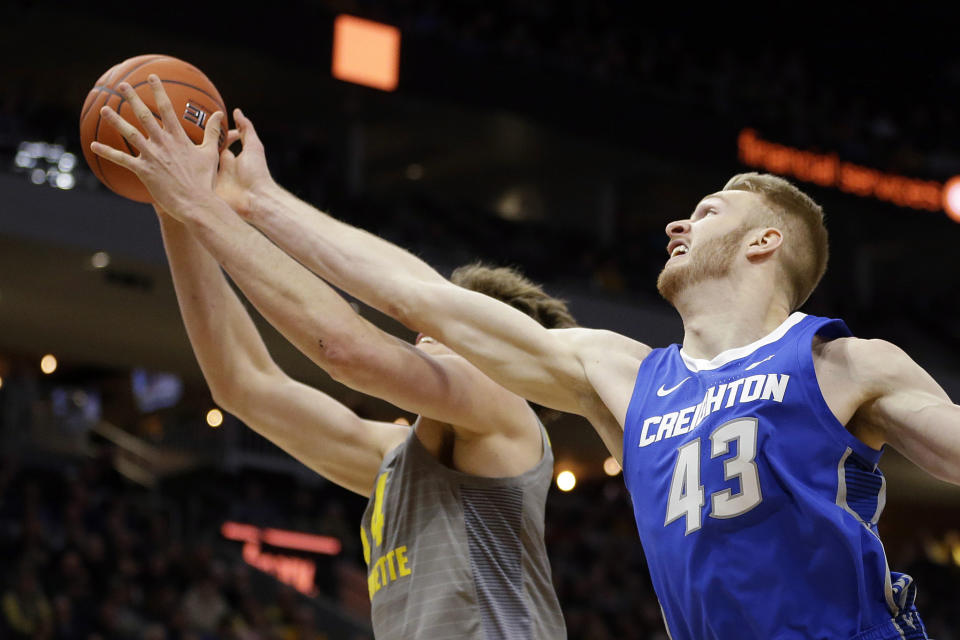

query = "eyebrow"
[
  {"left": 703, "top": 193, "right": 729, "bottom": 205},
  {"left": 691, "top": 193, "right": 729, "bottom": 216}
]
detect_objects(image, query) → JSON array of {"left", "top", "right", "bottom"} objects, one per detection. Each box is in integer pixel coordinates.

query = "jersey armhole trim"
[{"left": 795, "top": 318, "right": 884, "bottom": 466}]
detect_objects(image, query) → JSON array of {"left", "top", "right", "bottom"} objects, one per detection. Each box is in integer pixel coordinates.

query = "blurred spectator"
[
  {"left": 2, "top": 561, "right": 53, "bottom": 638},
  {"left": 181, "top": 576, "right": 229, "bottom": 634}
]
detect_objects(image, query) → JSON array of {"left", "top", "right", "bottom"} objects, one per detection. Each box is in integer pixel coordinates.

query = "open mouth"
[{"left": 666, "top": 239, "right": 690, "bottom": 260}]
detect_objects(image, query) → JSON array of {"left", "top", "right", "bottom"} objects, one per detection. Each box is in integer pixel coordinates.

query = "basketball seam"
[
  {"left": 115, "top": 55, "right": 169, "bottom": 87},
  {"left": 80, "top": 86, "right": 123, "bottom": 122},
  {"left": 79, "top": 89, "right": 103, "bottom": 123},
  {"left": 89, "top": 55, "right": 168, "bottom": 194},
  {"left": 83, "top": 55, "right": 165, "bottom": 122},
  {"left": 128, "top": 78, "right": 226, "bottom": 114},
  {"left": 111, "top": 56, "right": 171, "bottom": 126},
  {"left": 86, "top": 56, "right": 223, "bottom": 199},
  {"left": 91, "top": 94, "right": 116, "bottom": 192}
]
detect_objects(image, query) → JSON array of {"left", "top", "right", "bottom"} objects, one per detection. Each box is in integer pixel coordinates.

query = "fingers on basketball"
[
  {"left": 98, "top": 107, "right": 146, "bottom": 155},
  {"left": 147, "top": 74, "right": 187, "bottom": 139},
  {"left": 117, "top": 82, "right": 164, "bottom": 139},
  {"left": 79, "top": 55, "right": 228, "bottom": 202}
]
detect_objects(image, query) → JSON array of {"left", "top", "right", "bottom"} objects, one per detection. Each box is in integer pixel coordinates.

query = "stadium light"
[
  {"left": 603, "top": 456, "right": 621, "bottom": 476},
  {"left": 556, "top": 470, "right": 576, "bottom": 491},
  {"left": 332, "top": 15, "right": 401, "bottom": 91},
  {"left": 91, "top": 251, "right": 110, "bottom": 269},
  {"left": 206, "top": 408, "right": 224, "bottom": 428},
  {"left": 944, "top": 176, "right": 960, "bottom": 223},
  {"left": 14, "top": 141, "right": 77, "bottom": 191},
  {"left": 40, "top": 354, "right": 57, "bottom": 374}
]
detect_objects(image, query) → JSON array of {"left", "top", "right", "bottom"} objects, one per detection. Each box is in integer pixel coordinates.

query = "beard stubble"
[{"left": 657, "top": 224, "right": 751, "bottom": 304}]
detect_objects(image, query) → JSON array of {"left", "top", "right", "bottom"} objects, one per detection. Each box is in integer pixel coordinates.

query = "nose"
[{"left": 665, "top": 219, "right": 691, "bottom": 237}]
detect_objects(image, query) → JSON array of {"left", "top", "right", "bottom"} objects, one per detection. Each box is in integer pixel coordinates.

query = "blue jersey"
[{"left": 623, "top": 313, "right": 928, "bottom": 640}]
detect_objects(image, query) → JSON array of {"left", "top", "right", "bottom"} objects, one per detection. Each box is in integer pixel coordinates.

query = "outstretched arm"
[
  {"left": 221, "top": 110, "right": 650, "bottom": 425},
  {"left": 90, "top": 76, "right": 535, "bottom": 440},
  {"left": 850, "top": 339, "right": 960, "bottom": 485},
  {"left": 156, "top": 209, "right": 406, "bottom": 495}
]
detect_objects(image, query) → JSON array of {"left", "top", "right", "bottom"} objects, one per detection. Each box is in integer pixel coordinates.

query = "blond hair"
[{"left": 723, "top": 172, "right": 829, "bottom": 309}]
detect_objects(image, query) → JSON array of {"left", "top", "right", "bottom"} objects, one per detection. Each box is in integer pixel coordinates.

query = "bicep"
[
  {"left": 328, "top": 330, "right": 532, "bottom": 435},
  {"left": 229, "top": 370, "right": 408, "bottom": 495},
  {"left": 856, "top": 340, "right": 960, "bottom": 484},
  {"left": 403, "top": 283, "right": 599, "bottom": 415},
  {"left": 869, "top": 389, "right": 960, "bottom": 484}
]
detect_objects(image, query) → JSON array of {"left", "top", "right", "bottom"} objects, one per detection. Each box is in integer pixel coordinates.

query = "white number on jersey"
[
  {"left": 664, "top": 439, "right": 705, "bottom": 535},
  {"left": 665, "top": 417, "right": 763, "bottom": 534}
]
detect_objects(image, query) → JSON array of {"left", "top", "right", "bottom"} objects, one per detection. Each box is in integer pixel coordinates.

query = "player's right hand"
[
  {"left": 216, "top": 108, "right": 275, "bottom": 216},
  {"left": 90, "top": 75, "right": 223, "bottom": 220}
]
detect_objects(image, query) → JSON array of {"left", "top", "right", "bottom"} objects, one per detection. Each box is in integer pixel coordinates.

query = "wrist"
[
  {"left": 170, "top": 191, "right": 228, "bottom": 226},
  {"left": 244, "top": 180, "right": 287, "bottom": 223}
]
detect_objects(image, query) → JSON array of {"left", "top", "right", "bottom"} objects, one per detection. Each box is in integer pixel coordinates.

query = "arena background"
[{"left": 1, "top": 2, "right": 958, "bottom": 638}]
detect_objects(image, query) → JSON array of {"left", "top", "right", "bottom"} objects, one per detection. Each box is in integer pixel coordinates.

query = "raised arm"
[
  {"left": 221, "top": 110, "right": 650, "bottom": 426},
  {"left": 90, "top": 77, "right": 537, "bottom": 442},
  {"left": 156, "top": 209, "right": 406, "bottom": 495},
  {"left": 849, "top": 339, "right": 960, "bottom": 485}
]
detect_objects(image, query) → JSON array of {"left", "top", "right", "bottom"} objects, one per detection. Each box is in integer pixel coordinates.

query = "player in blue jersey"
[
  {"left": 206, "top": 163, "right": 957, "bottom": 640},
  {"left": 90, "top": 82, "right": 958, "bottom": 637}
]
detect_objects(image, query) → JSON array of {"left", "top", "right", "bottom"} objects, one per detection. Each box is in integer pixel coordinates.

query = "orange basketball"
[{"left": 79, "top": 54, "right": 228, "bottom": 203}]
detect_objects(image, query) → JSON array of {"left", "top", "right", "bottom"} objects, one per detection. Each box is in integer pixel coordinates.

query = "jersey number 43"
[{"left": 665, "top": 417, "right": 762, "bottom": 535}]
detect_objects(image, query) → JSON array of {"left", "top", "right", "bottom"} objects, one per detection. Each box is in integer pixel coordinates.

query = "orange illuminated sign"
[
  {"left": 738, "top": 129, "right": 960, "bottom": 222},
  {"left": 222, "top": 521, "right": 342, "bottom": 555},
  {"left": 243, "top": 540, "right": 317, "bottom": 595},
  {"left": 222, "top": 521, "right": 342, "bottom": 595},
  {"left": 332, "top": 15, "right": 401, "bottom": 92}
]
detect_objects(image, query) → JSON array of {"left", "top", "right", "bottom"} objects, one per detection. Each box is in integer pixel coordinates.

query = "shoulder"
[
  {"left": 813, "top": 336, "right": 916, "bottom": 395},
  {"left": 550, "top": 328, "right": 653, "bottom": 442},
  {"left": 428, "top": 351, "right": 540, "bottom": 426}
]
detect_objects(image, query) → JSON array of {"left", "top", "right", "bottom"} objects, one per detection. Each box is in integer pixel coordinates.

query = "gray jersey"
[{"left": 359, "top": 419, "right": 566, "bottom": 640}]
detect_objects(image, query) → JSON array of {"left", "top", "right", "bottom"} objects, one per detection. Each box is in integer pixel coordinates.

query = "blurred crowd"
[
  {"left": 1, "top": 431, "right": 958, "bottom": 640},
  {"left": 2, "top": 7, "right": 960, "bottom": 635},
  {"left": 0, "top": 448, "right": 369, "bottom": 640}
]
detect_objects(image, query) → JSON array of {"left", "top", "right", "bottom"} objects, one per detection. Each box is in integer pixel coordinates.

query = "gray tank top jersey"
[{"left": 359, "top": 419, "right": 566, "bottom": 640}]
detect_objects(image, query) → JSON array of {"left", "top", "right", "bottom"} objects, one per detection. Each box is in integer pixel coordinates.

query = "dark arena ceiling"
[{"left": 1, "top": 1, "right": 959, "bottom": 492}]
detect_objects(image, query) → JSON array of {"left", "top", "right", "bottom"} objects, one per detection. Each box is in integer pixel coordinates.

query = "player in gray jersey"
[{"left": 89, "top": 78, "right": 569, "bottom": 639}]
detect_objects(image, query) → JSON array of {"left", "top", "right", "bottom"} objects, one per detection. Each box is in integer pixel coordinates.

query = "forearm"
[
  {"left": 177, "top": 193, "right": 381, "bottom": 382},
  {"left": 238, "top": 185, "right": 592, "bottom": 414},
  {"left": 158, "top": 211, "right": 278, "bottom": 405},
  {"left": 889, "top": 401, "right": 960, "bottom": 485},
  {"left": 161, "top": 210, "right": 394, "bottom": 495},
  {"left": 242, "top": 185, "right": 445, "bottom": 324}
]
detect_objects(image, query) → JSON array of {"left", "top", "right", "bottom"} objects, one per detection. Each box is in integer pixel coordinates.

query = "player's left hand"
[
  {"left": 89, "top": 74, "right": 224, "bottom": 217},
  {"left": 216, "top": 108, "right": 276, "bottom": 216}
]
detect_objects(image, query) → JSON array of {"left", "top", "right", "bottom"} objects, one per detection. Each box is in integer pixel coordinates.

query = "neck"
[{"left": 674, "top": 274, "right": 791, "bottom": 360}]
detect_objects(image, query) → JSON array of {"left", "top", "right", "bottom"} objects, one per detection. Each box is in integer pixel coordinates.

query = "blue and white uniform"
[{"left": 623, "top": 313, "right": 928, "bottom": 640}]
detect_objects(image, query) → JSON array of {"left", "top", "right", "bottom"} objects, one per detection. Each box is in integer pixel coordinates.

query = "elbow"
[
  {"left": 208, "top": 378, "right": 243, "bottom": 417},
  {"left": 315, "top": 336, "right": 376, "bottom": 388},
  {"left": 206, "top": 363, "right": 275, "bottom": 418},
  {"left": 384, "top": 296, "right": 415, "bottom": 330},
  {"left": 386, "top": 284, "right": 436, "bottom": 333}
]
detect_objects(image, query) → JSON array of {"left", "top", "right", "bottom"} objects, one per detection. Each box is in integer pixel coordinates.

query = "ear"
[{"left": 745, "top": 227, "right": 783, "bottom": 261}]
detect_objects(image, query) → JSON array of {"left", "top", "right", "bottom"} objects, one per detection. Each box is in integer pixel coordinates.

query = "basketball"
[{"left": 79, "top": 54, "right": 228, "bottom": 203}]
